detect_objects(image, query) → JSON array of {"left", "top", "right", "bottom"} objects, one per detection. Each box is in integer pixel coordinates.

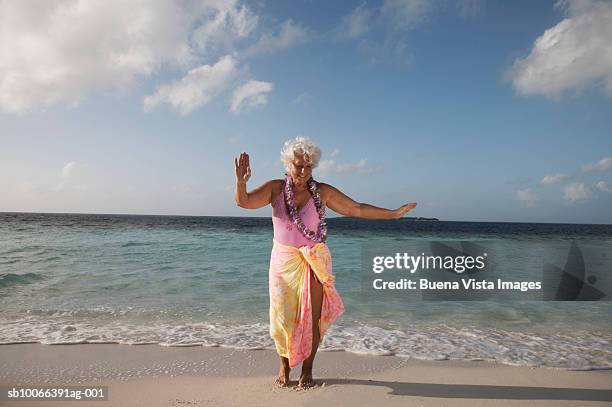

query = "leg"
[
  {"left": 298, "top": 272, "right": 323, "bottom": 388},
  {"left": 275, "top": 356, "right": 290, "bottom": 387}
]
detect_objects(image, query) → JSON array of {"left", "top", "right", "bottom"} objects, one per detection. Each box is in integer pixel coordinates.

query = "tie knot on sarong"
[{"left": 292, "top": 242, "right": 335, "bottom": 286}]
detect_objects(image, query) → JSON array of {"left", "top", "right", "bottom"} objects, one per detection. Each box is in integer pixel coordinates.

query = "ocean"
[{"left": 1, "top": 212, "right": 611, "bottom": 370}]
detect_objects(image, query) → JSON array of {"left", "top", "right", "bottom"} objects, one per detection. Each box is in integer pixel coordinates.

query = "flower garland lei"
[{"left": 284, "top": 175, "right": 327, "bottom": 243}]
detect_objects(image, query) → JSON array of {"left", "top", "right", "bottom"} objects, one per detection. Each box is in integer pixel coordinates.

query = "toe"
[{"left": 274, "top": 377, "right": 288, "bottom": 388}]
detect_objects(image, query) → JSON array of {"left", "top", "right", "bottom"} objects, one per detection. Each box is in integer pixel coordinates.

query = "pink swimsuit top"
[{"left": 272, "top": 188, "right": 322, "bottom": 248}]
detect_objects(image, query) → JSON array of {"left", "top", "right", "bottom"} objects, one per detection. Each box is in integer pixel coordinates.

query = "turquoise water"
[{"left": 1, "top": 213, "right": 611, "bottom": 369}]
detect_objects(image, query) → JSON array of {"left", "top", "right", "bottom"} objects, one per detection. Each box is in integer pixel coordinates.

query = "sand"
[{"left": 1, "top": 343, "right": 611, "bottom": 406}]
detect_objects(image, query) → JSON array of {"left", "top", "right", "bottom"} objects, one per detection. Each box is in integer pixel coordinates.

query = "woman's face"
[{"left": 289, "top": 153, "right": 312, "bottom": 188}]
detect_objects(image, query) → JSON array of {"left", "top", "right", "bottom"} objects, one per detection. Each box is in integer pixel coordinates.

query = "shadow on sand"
[{"left": 318, "top": 378, "right": 612, "bottom": 402}]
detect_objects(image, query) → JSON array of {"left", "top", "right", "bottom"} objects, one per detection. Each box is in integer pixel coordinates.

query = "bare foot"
[
  {"left": 297, "top": 376, "right": 315, "bottom": 388},
  {"left": 275, "top": 365, "right": 290, "bottom": 388},
  {"left": 274, "top": 376, "right": 289, "bottom": 388},
  {"left": 298, "top": 366, "right": 315, "bottom": 388}
]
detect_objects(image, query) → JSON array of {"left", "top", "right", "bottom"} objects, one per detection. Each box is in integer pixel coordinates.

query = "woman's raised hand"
[
  {"left": 234, "top": 152, "right": 252, "bottom": 184},
  {"left": 394, "top": 202, "right": 417, "bottom": 219}
]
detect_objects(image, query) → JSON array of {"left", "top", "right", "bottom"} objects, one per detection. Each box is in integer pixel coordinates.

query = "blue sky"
[{"left": 1, "top": 0, "right": 611, "bottom": 223}]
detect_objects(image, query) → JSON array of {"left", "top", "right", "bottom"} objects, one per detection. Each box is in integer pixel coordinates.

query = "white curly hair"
[{"left": 280, "top": 136, "right": 322, "bottom": 173}]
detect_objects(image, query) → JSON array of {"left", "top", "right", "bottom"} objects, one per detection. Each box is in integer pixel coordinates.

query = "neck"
[{"left": 293, "top": 183, "right": 308, "bottom": 192}]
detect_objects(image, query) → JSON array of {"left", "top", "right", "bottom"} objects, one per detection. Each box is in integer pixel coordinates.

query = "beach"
[
  {"left": 1, "top": 343, "right": 611, "bottom": 406},
  {"left": 2, "top": 214, "right": 612, "bottom": 405}
]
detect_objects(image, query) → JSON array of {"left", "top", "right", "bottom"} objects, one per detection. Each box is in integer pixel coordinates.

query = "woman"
[{"left": 234, "top": 136, "right": 417, "bottom": 388}]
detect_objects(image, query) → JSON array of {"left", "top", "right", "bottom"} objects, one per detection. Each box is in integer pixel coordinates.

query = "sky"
[{"left": 1, "top": 0, "right": 611, "bottom": 223}]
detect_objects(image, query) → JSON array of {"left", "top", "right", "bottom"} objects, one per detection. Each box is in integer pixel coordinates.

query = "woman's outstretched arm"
[
  {"left": 234, "top": 152, "right": 279, "bottom": 209},
  {"left": 321, "top": 183, "right": 417, "bottom": 220}
]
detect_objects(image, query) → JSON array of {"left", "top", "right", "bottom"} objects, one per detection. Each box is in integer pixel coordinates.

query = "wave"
[
  {"left": 0, "top": 272, "right": 45, "bottom": 288},
  {"left": 0, "top": 316, "right": 610, "bottom": 370}
]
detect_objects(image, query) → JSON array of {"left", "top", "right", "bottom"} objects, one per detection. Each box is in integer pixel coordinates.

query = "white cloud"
[
  {"left": 243, "top": 19, "right": 309, "bottom": 57},
  {"left": 143, "top": 55, "right": 239, "bottom": 115},
  {"left": 0, "top": 1, "right": 261, "bottom": 114},
  {"left": 517, "top": 188, "right": 538, "bottom": 207},
  {"left": 348, "top": 0, "right": 432, "bottom": 67},
  {"left": 506, "top": 0, "right": 612, "bottom": 99},
  {"left": 317, "top": 158, "right": 379, "bottom": 176},
  {"left": 540, "top": 173, "right": 568, "bottom": 185},
  {"left": 380, "top": 0, "right": 433, "bottom": 31},
  {"left": 583, "top": 156, "right": 612, "bottom": 172},
  {"left": 191, "top": 2, "right": 258, "bottom": 54},
  {"left": 596, "top": 180, "right": 611, "bottom": 192},
  {"left": 61, "top": 162, "right": 77, "bottom": 178},
  {"left": 230, "top": 80, "right": 273, "bottom": 113},
  {"left": 563, "top": 182, "right": 592, "bottom": 202},
  {"left": 337, "top": 3, "right": 373, "bottom": 39},
  {"left": 338, "top": 0, "right": 482, "bottom": 67}
]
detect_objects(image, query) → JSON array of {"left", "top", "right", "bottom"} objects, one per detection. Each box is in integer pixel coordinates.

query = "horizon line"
[{"left": 1, "top": 211, "right": 611, "bottom": 226}]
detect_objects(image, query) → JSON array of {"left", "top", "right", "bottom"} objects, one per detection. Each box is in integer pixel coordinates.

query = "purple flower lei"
[{"left": 284, "top": 175, "right": 327, "bottom": 243}]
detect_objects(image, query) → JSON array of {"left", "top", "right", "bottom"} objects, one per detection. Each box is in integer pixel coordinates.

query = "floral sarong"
[{"left": 269, "top": 240, "right": 345, "bottom": 368}]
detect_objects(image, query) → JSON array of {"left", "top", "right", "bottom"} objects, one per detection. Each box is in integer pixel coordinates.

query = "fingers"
[
  {"left": 236, "top": 152, "right": 250, "bottom": 167},
  {"left": 401, "top": 202, "right": 417, "bottom": 213},
  {"left": 395, "top": 202, "right": 417, "bottom": 219}
]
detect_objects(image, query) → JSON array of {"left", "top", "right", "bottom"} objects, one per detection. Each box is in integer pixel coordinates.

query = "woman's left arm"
[{"left": 320, "top": 183, "right": 417, "bottom": 220}]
